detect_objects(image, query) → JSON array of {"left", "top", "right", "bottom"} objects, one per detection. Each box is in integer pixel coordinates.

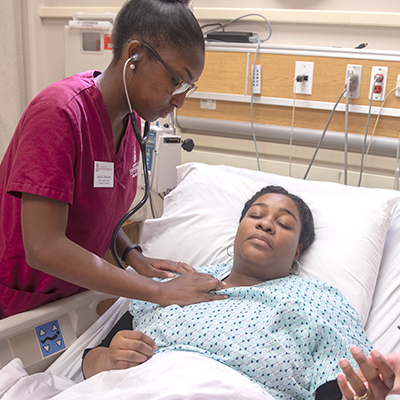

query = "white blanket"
[{"left": 0, "top": 353, "right": 274, "bottom": 400}]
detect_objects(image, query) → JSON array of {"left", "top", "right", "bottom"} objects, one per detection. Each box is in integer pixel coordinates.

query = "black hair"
[
  {"left": 239, "top": 185, "right": 315, "bottom": 252},
  {"left": 112, "top": 0, "right": 204, "bottom": 63}
]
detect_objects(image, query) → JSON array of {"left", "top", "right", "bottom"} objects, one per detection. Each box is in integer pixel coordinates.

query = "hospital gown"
[{"left": 128, "top": 263, "right": 372, "bottom": 400}]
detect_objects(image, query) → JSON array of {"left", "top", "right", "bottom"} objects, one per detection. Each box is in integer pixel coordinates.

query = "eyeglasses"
[{"left": 141, "top": 41, "right": 198, "bottom": 97}]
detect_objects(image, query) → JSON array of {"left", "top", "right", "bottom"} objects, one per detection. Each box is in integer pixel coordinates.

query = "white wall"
[
  {"left": 1, "top": 0, "right": 400, "bottom": 185},
  {"left": 0, "top": 0, "right": 26, "bottom": 160}
]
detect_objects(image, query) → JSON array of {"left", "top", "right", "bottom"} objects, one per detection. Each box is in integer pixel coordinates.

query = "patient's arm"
[
  {"left": 83, "top": 330, "right": 157, "bottom": 379},
  {"left": 338, "top": 346, "right": 398, "bottom": 399}
]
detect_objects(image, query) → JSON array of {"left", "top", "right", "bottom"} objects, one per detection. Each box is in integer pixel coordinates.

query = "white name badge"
[{"left": 93, "top": 161, "right": 114, "bottom": 188}]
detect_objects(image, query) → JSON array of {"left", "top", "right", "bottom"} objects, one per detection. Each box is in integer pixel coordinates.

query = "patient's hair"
[
  {"left": 239, "top": 186, "right": 315, "bottom": 252},
  {"left": 111, "top": 0, "right": 204, "bottom": 63}
]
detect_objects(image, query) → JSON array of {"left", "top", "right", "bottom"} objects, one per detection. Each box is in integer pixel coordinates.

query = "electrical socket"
[
  {"left": 294, "top": 61, "right": 314, "bottom": 95},
  {"left": 396, "top": 74, "right": 400, "bottom": 97},
  {"left": 252, "top": 65, "right": 261, "bottom": 94},
  {"left": 369, "top": 66, "right": 388, "bottom": 101},
  {"left": 344, "top": 64, "right": 362, "bottom": 99}
]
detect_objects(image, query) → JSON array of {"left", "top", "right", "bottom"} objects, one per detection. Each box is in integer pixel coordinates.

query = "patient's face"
[{"left": 233, "top": 193, "right": 303, "bottom": 282}]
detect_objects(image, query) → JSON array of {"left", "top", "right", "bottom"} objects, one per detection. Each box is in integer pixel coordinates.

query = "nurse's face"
[
  {"left": 233, "top": 193, "right": 303, "bottom": 282},
  {"left": 128, "top": 43, "right": 204, "bottom": 122}
]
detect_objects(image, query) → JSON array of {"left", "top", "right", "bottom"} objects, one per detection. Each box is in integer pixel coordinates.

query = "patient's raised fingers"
[
  {"left": 337, "top": 372, "right": 358, "bottom": 400},
  {"left": 363, "top": 350, "right": 395, "bottom": 394},
  {"left": 339, "top": 357, "right": 368, "bottom": 397}
]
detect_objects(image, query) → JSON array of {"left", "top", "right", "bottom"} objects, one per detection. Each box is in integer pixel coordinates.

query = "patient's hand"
[
  {"left": 338, "top": 346, "right": 397, "bottom": 400},
  {"left": 83, "top": 330, "right": 157, "bottom": 379}
]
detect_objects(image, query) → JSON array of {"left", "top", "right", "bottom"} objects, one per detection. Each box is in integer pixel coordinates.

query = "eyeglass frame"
[{"left": 140, "top": 41, "right": 198, "bottom": 97}]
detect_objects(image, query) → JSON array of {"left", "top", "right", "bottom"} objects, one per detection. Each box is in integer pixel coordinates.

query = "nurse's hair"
[
  {"left": 239, "top": 185, "right": 315, "bottom": 252},
  {"left": 112, "top": 0, "right": 204, "bottom": 63}
]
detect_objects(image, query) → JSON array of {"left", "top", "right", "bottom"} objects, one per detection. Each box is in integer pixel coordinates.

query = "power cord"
[
  {"left": 289, "top": 78, "right": 297, "bottom": 177},
  {"left": 394, "top": 126, "right": 400, "bottom": 191},
  {"left": 344, "top": 74, "right": 352, "bottom": 185},
  {"left": 202, "top": 13, "right": 272, "bottom": 172},
  {"left": 303, "top": 87, "right": 347, "bottom": 180},
  {"left": 202, "top": 13, "right": 272, "bottom": 43},
  {"left": 359, "top": 85, "right": 399, "bottom": 187},
  {"left": 358, "top": 75, "right": 381, "bottom": 187},
  {"left": 250, "top": 35, "right": 262, "bottom": 171}
]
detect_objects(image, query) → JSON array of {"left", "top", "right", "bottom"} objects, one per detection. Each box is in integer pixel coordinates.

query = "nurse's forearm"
[{"left": 21, "top": 193, "right": 161, "bottom": 301}]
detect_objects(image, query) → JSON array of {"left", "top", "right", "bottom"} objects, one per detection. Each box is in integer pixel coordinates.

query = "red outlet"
[{"left": 374, "top": 85, "right": 383, "bottom": 94}]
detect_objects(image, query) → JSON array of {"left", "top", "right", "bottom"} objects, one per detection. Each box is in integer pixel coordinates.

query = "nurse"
[{"left": 0, "top": 0, "right": 226, "bottom": 319}]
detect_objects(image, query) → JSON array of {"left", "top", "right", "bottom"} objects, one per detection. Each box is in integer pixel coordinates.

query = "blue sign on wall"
[{"left": 35, "top": 319, "right": 66, "bottom": 357}]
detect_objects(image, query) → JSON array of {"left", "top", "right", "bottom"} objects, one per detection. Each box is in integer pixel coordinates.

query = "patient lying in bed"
[{"left": 82, "top": 186, "right": 372, "bottom": 400}]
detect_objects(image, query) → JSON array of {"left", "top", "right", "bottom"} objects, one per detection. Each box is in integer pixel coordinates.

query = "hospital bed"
[{"left": 1, "top": 162, "right": 400, "bottom": 399}]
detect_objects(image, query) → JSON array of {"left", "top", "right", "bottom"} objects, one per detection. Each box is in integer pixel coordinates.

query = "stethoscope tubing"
[{"left": 110, "top": 118, "right": 150, "bottom": 269}]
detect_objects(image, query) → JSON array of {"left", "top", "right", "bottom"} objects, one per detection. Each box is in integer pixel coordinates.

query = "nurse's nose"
[{"left": 170, "top": 92, "right": 187, "bottom": 109}]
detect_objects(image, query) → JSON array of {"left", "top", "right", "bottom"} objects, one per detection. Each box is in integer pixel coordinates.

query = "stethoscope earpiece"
[{"left": 129, "top": 54, "right": 139, "bottom": 70}]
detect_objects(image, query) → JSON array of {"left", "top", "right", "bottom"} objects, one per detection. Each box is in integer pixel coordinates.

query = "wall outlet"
[
  {"left": 344, "top": 64, "right": 362, "bottom": 99},
  {"left": 396, "top": 74, "right": 400, "bottom": 97},
  {"left": 294, "top": 61, "right": 314, "bottom": 95},
  {"left": 252, "top": 65, "right": 261, "bottom": 94},
  {"left": 369, "top": 66, "right": 388, "bottom": 101}
]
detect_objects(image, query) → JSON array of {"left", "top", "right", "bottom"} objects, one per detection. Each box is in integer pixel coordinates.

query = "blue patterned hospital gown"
[{"left": 128, "top": 263, "right": 372, "bottom": 400}]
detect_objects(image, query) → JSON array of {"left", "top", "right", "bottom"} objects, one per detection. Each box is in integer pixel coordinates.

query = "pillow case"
[{"left": 142, "top": 162, "right": 400, "bottom": 325}]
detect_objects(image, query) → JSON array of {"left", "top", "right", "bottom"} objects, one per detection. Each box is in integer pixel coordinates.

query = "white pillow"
[{"left": 142, "top": 162, "right": 400, "bottom": 325}]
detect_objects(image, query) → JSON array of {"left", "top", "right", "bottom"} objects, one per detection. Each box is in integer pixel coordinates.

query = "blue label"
[
  {"left": 35, "top": 319, "right": 66, "bottom": 357},
  {"left": 146, "top": 129, "right": 157, "bottom": 172}
]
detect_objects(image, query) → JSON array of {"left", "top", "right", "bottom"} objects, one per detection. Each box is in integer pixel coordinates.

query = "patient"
[{"left": 82, "top": 185, "right": 372, "bottom": 399}]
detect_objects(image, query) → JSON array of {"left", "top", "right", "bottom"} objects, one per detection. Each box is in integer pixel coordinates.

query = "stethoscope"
[{"left": 110, "top": 54, "right": 151, "bottom": 270}]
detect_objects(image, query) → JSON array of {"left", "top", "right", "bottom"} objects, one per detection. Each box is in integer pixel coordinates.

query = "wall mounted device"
[
  {"left": 294, "top": 61, "right": 314, "bottom": 95},
  {"left": 344, "top": 64, "right": 362, "bottom": 99},
  {"left": 64, "top": 12, "right": 116, "bottom": 77},
  {"left": 369, "top": 66, "right": 388, "bottom": 101}
]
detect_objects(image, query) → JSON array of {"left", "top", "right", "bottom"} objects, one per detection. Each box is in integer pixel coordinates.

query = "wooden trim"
[{"left": 179, "top": 51, "right": 400, "bottom": 139}]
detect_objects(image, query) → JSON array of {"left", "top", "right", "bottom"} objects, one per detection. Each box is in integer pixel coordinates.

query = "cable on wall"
[
  {"left": 202, "top": 14, "right": 272, "bottom": 172},
  {"left": 289, "top": 78, "right": 297, "bottom": 177},
  {"left": 359, "top": 86, "right": 399, "bottom": 187},
  {"left": 303, "top": 87, "right": 347, "bottom": 180},
  {"left": 358, "top": 75, "right": 381, "bottom": 187},
  {"left": 202, "top": 13, "right": 272, "bottom": 43},
  {"left": 344, "top": 75, "right": 351, "bottom": 185},
  {"left": 250, "top": 35, "right": 262, "bottom": 171},
  {"left": 394, "top": 126, "right": 400, "bottom": 191}
]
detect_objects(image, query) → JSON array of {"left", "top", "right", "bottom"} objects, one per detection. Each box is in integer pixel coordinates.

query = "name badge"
[{"left": 93, "top": 161, "right": 114, "bottom": 188}]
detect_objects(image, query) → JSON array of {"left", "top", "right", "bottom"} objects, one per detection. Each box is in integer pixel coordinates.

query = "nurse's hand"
[
  {"left": 338, "top": 346, "right": 396, "bottom": 400},
  {"left": 158, "top": 269, "right": 228, "bottom": 307},
  {"left": 83, "top": 330, "right": 157, "bottom": 379},
  {"left": 125, "top": 250, "right": 194, "bottom": 279}
]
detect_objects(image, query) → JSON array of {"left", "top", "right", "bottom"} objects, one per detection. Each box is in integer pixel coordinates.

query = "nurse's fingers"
[{"left": 171, "top": 261, "right": 195, "bottom": 273}]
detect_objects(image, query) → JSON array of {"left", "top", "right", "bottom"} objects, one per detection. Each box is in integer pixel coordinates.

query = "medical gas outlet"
[
  {"left": 369, "top": 66, "right": 388, "bottom": 101},
  {"left": 252, "top": 65, "right": 261, "bottom": 94}
]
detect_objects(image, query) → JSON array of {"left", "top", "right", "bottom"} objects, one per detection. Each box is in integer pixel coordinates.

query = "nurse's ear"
[{"left": 129, "top": 54, "right": 139, "bottom": 69}]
